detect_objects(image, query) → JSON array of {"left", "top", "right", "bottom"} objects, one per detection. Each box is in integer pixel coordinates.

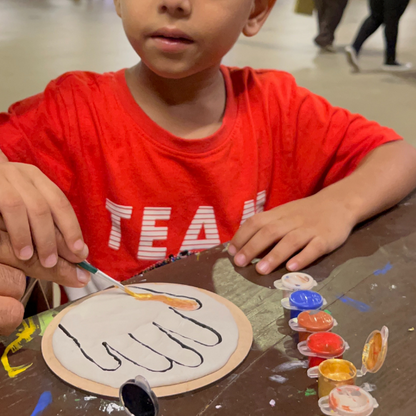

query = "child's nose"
[{"left": 159, "top": 0, "right": 192, "bottom": 17}]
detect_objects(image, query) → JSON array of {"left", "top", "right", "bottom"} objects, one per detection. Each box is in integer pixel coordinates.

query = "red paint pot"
[{"left": 298, "top": 332, "right": 349, "bottom": 369}]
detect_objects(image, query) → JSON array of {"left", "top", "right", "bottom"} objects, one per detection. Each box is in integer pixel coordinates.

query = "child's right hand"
[{"left": 0, "top": 149, "right": 88, "bottom": 268}]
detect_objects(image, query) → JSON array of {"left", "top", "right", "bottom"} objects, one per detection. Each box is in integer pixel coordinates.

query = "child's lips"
[
  {"left": 149, "top": 28, "right": 195, "bottom": 52},
  {"left": 150, "top": 36, "right": 194, "bottom": 53},
  {"left": 152, "top": 35, "right": 194, "bottom": 45}
]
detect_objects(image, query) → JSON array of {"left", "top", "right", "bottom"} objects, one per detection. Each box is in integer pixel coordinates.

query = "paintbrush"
[{"left": 77, "top": 261, "right": 199, "bottom": 311}]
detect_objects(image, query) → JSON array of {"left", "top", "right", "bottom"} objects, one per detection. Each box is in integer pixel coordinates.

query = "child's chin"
[{"left": 144, "top": 59, "right": 206, "bottom": 80}]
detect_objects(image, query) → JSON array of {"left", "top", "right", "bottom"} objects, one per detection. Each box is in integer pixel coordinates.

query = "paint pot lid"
[
  {"left": 359, "top": 326, "right": 389, "bottom": 376},
  {"left": 289, "top": 290, "right": 324, "bottom": 311},
  {"left": 274, "top": 273, "right": 317, "bottom": 291},
  {"left": 318, "top": 385, "right": 379, "bottom": 416},
  {"left": 298, "top": 310, "right": 335, "bottom": 332},
  {"left": 120, "top": 376, "right": 159, "bottom": 416},
  {"left": 307, "top": 332, "right": 346, "bottom": 357}
]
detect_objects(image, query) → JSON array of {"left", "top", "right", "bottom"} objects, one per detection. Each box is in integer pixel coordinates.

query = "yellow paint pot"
[
  {"left": 308, "top": 359, "right": 356, "bottom": 398},
  {"left": 308, "top": 326, "right": 389, "bottom": 398}
]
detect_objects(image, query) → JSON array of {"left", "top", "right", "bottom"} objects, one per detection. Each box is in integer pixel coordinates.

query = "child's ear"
[
  {"left": 243, "top": 0, "right": 276, "bottom": 37},
  {"left": 113, "top": 0, "right": 122, "bottom": 18}
]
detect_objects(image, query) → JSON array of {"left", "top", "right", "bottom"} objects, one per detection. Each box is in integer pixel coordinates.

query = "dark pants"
[
  {"left": 352, "top": 0, "right": 410, "bottom": 63},
  {"left": 315, "top": 0, "right": 349, "bottom": 47}
]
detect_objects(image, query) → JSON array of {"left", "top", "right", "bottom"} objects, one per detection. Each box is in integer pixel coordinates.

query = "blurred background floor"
[{"left": 1, "top": 0, "right": 415, "bottom": 142}]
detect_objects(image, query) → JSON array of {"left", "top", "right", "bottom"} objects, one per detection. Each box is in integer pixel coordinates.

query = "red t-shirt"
[{"left": 0, "top": 67, "right": 401, "bottom": 280}]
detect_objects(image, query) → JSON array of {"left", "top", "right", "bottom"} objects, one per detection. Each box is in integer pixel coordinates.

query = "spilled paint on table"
[
  {"left": 374, "top": 262, "right": 393, "bottom": 276},
  {"left": 305, "top": 388, "right": 317, "bottom": 397},
  {"left": 337, "top": 296, "right": 371, "bottom": 312},
  {"left": 1, "top": 318, "right": 36, "bottom": 378},
  {"left": 30, "top": 391, "right": 52, "bottom": 416}
]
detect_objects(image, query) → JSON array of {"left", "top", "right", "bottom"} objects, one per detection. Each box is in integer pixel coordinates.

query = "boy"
[{"left": 1, "top": 0, "right": 416, "bottom": 336}]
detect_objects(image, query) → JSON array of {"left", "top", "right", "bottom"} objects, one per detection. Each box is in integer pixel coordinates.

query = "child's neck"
[{"left": 125, "top": 62, "right": 226, "bottom": 139}]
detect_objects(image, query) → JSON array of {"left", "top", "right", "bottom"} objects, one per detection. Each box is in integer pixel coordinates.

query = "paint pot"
[
  {"left": 289, "top": 310, "right": 337, "bottom": 342},
  {"left": 318, "top": 385, "right": 379, "bottom": 416},
  {"left": 281, "top": 290, "right": 327, "bottom": 319},
  {"left": 308, "top": 359, "right": 357, "bottom": 398},
  {"left": 274, "top": 273, "right": 318, "bottom": 298},
  {"left": 120, "top": 376, "right": 159, "bottom": 416},
  {"left": 298, "top": 332, "right": 349, "bottom": 368},
  {"left": 308, "top": 327, "right": 389, "bottom": 398}
]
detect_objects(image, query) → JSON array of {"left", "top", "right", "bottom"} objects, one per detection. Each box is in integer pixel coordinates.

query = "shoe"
[
  {"left": 381, "top": 62, "right": 413, "bottom": 72},
  {"left": 345, "top": 46, "right": 360, "bottom": 71}
]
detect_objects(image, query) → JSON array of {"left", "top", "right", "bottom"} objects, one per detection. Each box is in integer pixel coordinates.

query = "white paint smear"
[
  {"left": 99, "top": 402, "right": 124, "bottom": 414},
  {"left": 216, "top": 405, "right": 222, "bottom": 409},
  {"left": 269, "top": 375, "right": 288, "bottom": 384},
  {"left": 272, "top": 361, "right": 308, "bottom": 373},
  {"left": 269, "top": 399, "right": 276, "bottom": 407},
  {"left": 84, "top": 396, "right": 97, "bottom": 401},
  {"left": 361, "top": 383, "right": 377, "bottom": 393}
]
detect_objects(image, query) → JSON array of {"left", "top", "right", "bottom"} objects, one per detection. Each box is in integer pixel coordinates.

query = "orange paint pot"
[
  {"left": 289, "top": 310, "right": 337, "bottom": 342},
  {"left": 308, "top": 327, "right": 389, "bottom": 398}
]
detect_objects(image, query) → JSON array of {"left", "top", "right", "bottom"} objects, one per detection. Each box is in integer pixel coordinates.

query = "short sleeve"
[
  {"left": 0, "top": 77, "right": 74, "bottom": 195},
  {"left": 282, "top": 77, "right": 402, "bottom": 194}
]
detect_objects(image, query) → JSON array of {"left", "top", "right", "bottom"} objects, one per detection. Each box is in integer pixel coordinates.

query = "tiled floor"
[{"left": 1, "top": 0, "right": 415, "bottom": 142}]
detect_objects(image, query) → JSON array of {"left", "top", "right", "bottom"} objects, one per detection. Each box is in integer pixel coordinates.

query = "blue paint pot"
[{"left": 289, "top": 290, "right": 324, "bottom": 319}]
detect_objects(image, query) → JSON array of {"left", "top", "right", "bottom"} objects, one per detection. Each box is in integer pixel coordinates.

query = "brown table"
[{"left": 1, "top": 193, "right": 416, "bottom": 416}]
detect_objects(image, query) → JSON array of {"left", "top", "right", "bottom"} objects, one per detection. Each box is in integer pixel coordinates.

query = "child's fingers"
[
  {"left": 0, "top": 174, "right": 34, "bottom": 261},
  {"left": 0, "top": 215, "right": 88, "bottom": 264},
  {"left": 31, "top": 170, "right": 87, "bottom": 258},
  {"left": 255, "top": 230, "right": 313, "bottom": 275},
  {"left": 54, "top": 226, "right": 89, "bottom": 264},
  {"left": 231, "top": 220, "right": 291, "bottom": 267},
  {"left": 234, "top": 223, "right": 285, "bottom": 267},
  {"left": 9, "top": 171, "right": 59, "bottom": 268},
  {"left": 228, "top": 212, "right": 274, "bottom": 256},
  {"left": 0, "top": 229, "right": 90, "bottom": 288},
  {"left": 286, "top": 237, "right": 330, "bottom": 272}
]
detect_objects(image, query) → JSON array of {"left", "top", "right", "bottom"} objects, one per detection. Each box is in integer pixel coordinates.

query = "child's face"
[{"left": 114, "top": 0, "right": 273, "bottom": 78}]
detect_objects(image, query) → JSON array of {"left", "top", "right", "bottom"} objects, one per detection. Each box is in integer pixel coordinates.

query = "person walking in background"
[
  {"left": 314, "top": 0, "right": 349, "bottom": 52},
  {"left": 345, "top": 0, "right": 412, "bottom": 72}
]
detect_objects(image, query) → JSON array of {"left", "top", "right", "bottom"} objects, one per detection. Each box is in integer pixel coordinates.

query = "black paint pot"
[{"left": 119, "top": 376, "right": 159, "bottom": 416}]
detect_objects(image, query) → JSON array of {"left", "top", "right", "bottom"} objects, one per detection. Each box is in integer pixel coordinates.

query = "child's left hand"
[{"left": 228, "top": 194, "right": 355, "bottom": 275}]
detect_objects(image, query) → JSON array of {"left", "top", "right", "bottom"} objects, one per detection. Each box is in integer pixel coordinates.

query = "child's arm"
[{"left": 229, "top": 140, "right": 416, "bottom": 275}]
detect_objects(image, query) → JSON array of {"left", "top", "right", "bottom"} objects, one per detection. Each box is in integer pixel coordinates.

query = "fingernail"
[
  {"left": 257, "top": 261, "right": 269, "bottom": 274},
  {"left": 287, "top": 262, "right": 298, "bottom": 271},
  {"left": 20, "top": 246, "right": 33, "bottom": 260},
  {"left": 228, "top": 244, "right": 237, "bottom": 256},
  {"left": 73, "top": 239, "right": 84, "bottom": 251},
  {"left": 234, "top": 253, "right": 246, "bottom": 267},
  {"left": 77, "top": 268, "right": 91, "bottom": 284},
  {"left": 44, "top": 253, "right": 58, "bottom": 268},
  {"left": 80, "top": 243, "right": 89, "bottom": 258}
]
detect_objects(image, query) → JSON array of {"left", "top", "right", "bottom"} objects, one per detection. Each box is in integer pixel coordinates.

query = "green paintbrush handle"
[
  {"left": 77, "top": 261, "right": 98, "bottom": 274},
  {"left": 77, "top": 261, "right": 126, "bottom": 292}
]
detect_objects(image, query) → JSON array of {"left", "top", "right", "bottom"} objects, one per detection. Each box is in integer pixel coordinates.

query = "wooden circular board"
[{"left": 42, "top": 283, "right": 253, "bottom": 398}]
